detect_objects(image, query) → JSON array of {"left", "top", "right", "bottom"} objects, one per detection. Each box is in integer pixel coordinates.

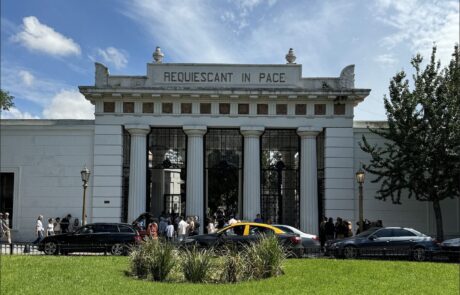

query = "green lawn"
[{"left": 1, "top": 256, "right": 458, "bottom": 295}]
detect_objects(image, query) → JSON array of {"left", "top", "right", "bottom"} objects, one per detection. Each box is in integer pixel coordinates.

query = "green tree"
[
  {"left": 0, "top": 89, "right": 15, "bottom": 111},
  {"left": 360, "top": 45, "right": 460, "bottom": 241}
]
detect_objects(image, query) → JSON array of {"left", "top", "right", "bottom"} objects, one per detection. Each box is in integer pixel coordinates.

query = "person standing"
[
  {"left": 165, "top": 220, "right": 175, "bottom": 242},
  {"left": 177, "top": 216, "right": 189, "bottom": 242},
  {"left": 147, "top": 219, "right": 159, "bottom": 239},
  {"left": 0, "top": 213, "right": 4, "bottom": 241},
  {"left": 2, "top": 213, "right": 12, "bottom": 244},
  {"left": 325, "top": 217, "right": 335, "bottom": 241},
  {"left": 54, "top": 217, "right": 61, "bottom": 235},
  {"left": 33, "top": 215, "right": 44, "bottom": 244},
  {"left": 46, "top": 218, "right": 55, "bottom": 236},
  {"left": 187, "top": 216, "right": 196, "bottom": 236},
  {"left": 61, "top": 214, "right": 71, "bottom": 233},
  {"left": 319, "top": 216, "right": 327, "bottom": 250},
  {"left": 206, "top": 218, "right": 217, "bottom": 234},
  {"left": 254, "top": 214, "right": 263, "bottom": 223}
]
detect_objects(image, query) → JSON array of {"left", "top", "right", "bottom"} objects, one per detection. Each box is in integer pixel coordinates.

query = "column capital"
[
  {"left": 183, "top": 125, "right": 207, "bottom": 136},
  {"left": 297, "top": 126, "right": 322, "bottom": 138},
  {"left": 125, "top": 125, "right": 150, "bottom": 135},
  {"left": 240, "top": 126, "right": 264, "bottom": 137}
]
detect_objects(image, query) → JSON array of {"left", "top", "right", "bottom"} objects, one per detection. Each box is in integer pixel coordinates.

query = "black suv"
[{"left": 38, "top": 223, "right": 141, "bottom": 255}]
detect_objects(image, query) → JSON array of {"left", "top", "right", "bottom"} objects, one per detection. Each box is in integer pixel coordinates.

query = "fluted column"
[
  {"left": 183, "top": 126, "right": 207, "bottom": 234},
  {"left": 241, "top": 126, "right": 264, "bottom": 221},
  {"left": 126, "top": 125, "right": 150, "bottom": 223},
  {"left": 297, "top": 127, "right": 322, "bottom": 235}
]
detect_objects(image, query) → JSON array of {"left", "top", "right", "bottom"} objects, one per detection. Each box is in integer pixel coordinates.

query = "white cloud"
[
  {"left": 12, "top": 16, "right": 81, "bottom": 57},
  {"left": 19, "top": 70, "right": 34, "bottom": 86},
  {"left": 42, "top": 90, "right": 94, "bottom": 119},
  {"left": 0, "top": 108, "right": 39, "bottom": 119},
  {"left": 374, "top": 0, "right": 459, "bottom": 63},
  {"left": 374, "top": 54, "right": 398, "bottom": 67},
  {"left": 97, "top": 47, "right": 128, "bottom": 69}
]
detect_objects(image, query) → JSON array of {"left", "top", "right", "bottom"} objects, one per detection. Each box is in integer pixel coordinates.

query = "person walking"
[
  {"left": 46, "top": 218, "right": 55, "bottom": 236},
  {"left": 2, "top": 213, "right": 12, "bottom": 244},
  {"left": 33, "top": 215, "right": 44, "bottom": 244}
]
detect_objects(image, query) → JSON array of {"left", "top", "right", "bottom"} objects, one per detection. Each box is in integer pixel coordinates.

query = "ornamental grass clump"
[
  {"left": 220, "top": 248, "right": 245, "bottom": 283},
  {"left": 129, "top": 239, "right": 176, "bottom": 282},
  {"left": 129, "top": 247, "right": 149, "bottom": 279},
  {"left": 181, "top": 246, "right": 213, "bottom": 283},
  {"left": 243, "top": 234, "right": 285, "bottom": 280}
]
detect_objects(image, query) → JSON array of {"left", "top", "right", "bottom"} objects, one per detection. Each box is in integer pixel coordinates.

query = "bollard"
[{"left": 23, "top": 244, "right": 30, "bottom": 254}]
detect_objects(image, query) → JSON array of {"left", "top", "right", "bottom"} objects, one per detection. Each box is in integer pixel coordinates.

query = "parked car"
[
  {"left": 38, "top": 223, "right": 141, "bottom": 255},
  {"left": 439, "top": 238, "right": 460, "bottom": 262},
  {"left": 182, "top": 222, "right": 304, "bottom": 257},
  {"left": 325, "top": 227, "right": 440, "bottom": 261},
  {"left": 272, "top": 224, "right": 321, "bottom": 253}
]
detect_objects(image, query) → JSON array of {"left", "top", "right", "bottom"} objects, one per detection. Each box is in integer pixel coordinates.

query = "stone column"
[
  {"left": 297, "top": 127, "right": 322, "bottom": 235},
  {"left": 183, "top": 126, "right": 207, "bottom": 234},
  {"left": 241, "top": 126, "right": 264, "bottom": 221},
  {"left": 125, "top": 125, "right": 150, "bottom": 223}
]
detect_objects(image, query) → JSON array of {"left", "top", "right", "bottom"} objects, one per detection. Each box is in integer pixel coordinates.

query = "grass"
[{"left": 1, "top": 256, "right": 459, "bottom": 295}]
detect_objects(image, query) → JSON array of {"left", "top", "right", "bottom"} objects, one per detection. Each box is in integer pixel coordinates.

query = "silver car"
[{"left": 273, "top": 224, "right": 321, "bottom": 255}]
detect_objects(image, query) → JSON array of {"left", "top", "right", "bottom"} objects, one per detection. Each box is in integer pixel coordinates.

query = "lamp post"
[
  {"left": 356, "top": 167, "right": 365, "bottom": 234},
  {"left": 80, "top": 166, "right": 91, "bottom": 226}
]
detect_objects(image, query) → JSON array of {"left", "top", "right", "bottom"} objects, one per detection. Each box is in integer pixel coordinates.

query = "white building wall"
[
  {"left": 354, "top": 123, "right": 460, "bottom": 238},
  {"left": 324, "top": 127, "right": 356, "bottom": 224},
  {"left": 91, "top": 124, "right": 123, "bottom": 223},
  {"left": 0, "top": 120, "right": 94, "bottom": 241}
]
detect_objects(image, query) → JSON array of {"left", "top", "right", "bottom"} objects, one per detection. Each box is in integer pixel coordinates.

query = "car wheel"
[
  {"left": 111, "top": 243, "right": 125, "bottom": 256},
  {"left": 412, "top": 247, "right": 426, "bottom": 261},
  {"left": 44, "top": 242, "right": 58, "bottom": 255},
  {"left": 343, "top": 246, "right": 358, "bottom": 259}
]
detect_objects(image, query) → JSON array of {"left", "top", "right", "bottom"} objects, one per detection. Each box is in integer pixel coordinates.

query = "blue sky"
[{"left": 1, "top": 0, "right": 458, "bottom": 120}]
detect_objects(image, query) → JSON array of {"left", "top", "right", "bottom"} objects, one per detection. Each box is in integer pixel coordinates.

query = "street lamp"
[
  {"left": 81, "top": 166, "right": 91, "bottom": 226},
  {"left": 356, "top": 167, "right": 365, "bottom": 234}
]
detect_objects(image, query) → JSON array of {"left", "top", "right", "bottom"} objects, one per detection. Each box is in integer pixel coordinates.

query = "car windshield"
[{"left": 355, "top": 228, "right": 379, "bottom": 237}]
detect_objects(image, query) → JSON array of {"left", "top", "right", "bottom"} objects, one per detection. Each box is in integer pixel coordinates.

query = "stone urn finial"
[
  {"left": 153, "top": 46, "right": 164, "bottom": 63},
  {"left": 285, "top": 48, "right": 296, "bottom": 64}
]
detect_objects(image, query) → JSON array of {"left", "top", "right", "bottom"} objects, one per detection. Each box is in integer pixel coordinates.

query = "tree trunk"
[{"left": 432, "top": 199, "right": 444, "bottom": 241}]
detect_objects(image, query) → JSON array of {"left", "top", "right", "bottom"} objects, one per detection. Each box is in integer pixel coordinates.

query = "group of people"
[
  {"left": 319, "top": 216, "right": 384, "bottom": 248},
  {"left": 135, "top": 213, "right": 202, "bottom": 242},
  {"left": 33, "top": 214, "right": 80, "bottom": 244},
  {"left": 0, "top": 212, "right": 11, "bottom": 244}
]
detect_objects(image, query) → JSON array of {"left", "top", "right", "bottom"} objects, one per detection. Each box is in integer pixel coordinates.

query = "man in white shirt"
[
  {"left": 228, "top": 215, "right": 238, "bottom": 226},
  {"left": 33, "top": 215, "right": 44, "bottom": 244},
  {"left": 177, "top": 216, "right": 189, "bottom": 242},
  {"left": 165, "top": 221, "right": 175, "bottom": 241}
]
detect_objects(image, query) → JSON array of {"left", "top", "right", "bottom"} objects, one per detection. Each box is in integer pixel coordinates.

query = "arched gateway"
[{"left": 79, "top": 48, "right": 371, "bottom": 235}]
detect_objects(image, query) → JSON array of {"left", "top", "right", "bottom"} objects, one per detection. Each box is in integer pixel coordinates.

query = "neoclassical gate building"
[
  {"left": 78, "top": 48, "right": 369, "bottom": 235},
  {"left": 2, "top": 48, "right": 459, "bottom": 240}
]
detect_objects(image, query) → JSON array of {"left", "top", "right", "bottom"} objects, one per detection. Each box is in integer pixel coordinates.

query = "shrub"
[
  {"left": 243, "top": 235, "right": 285, "bottom": 279},
  {"left": 220, "top": 248, "right": 244, "bottom": 283},
  {"left": 129, "top": 239, "right": 176, "bottom": 281},
  {"left": 129, "top": 247, "right": 149, "bottom": 279},
  {"left": 181, "top": 246, "right": 212, "bottom": 283}
]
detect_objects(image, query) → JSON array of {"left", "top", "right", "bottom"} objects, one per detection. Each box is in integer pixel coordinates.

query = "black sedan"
[
  {"left": 325, "top": 227, "right": 440, "bottom": 261},
  {"left": 38, "top": 223, "right": 141, "bottom": 255},
  {"left": 182, "top": 222, "right": 305, "bottom": 257},
  {"left": 439, "top": 238, "right": 460, "bottom": 262}
]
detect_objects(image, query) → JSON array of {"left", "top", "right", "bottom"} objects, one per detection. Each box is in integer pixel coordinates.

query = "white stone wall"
[
  {"left": 324, "top": 127, "right": 356, "bottom": 223},
  {"left": 354, "top": 124, "right": 460, "bottom": 238},
  {"left": 0, "top": 120, "right": 94, "bottom": 241},
  {"left": 91, "top": 124, "right": 123, "bottom": 223}
]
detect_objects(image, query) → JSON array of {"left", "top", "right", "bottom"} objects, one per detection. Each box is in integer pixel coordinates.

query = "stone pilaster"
[
  {"left": 297, "top": 127, "right": 322, "bottom": 235},
  {"left": 240, "top": 126, "right": 264, "bottom": 221},
  {"left": 125, "top": 125, "right": 150, "bottom": 223},
  {"left": 183, "top": 125, "right": 207, "bottom": 234}
]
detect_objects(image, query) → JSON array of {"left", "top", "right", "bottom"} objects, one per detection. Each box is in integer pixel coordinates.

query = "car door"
[
  {"left": 68, "top": 225, "right": 96, "bottom": 252},
  {"left": 248, "top": 225, "right": 275, "bottom": 244},
  {"left": 390, "top": 229, "right": 418, "bottom": 256},
  {"left": 219, "top": 225, "right": 248, "bottom": 248},
  {"left": 94, "top": 224, "right": 119, "bottom": 249},
  {"left": 360, "top": 228, "right": 393, "bottom": 256}
]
